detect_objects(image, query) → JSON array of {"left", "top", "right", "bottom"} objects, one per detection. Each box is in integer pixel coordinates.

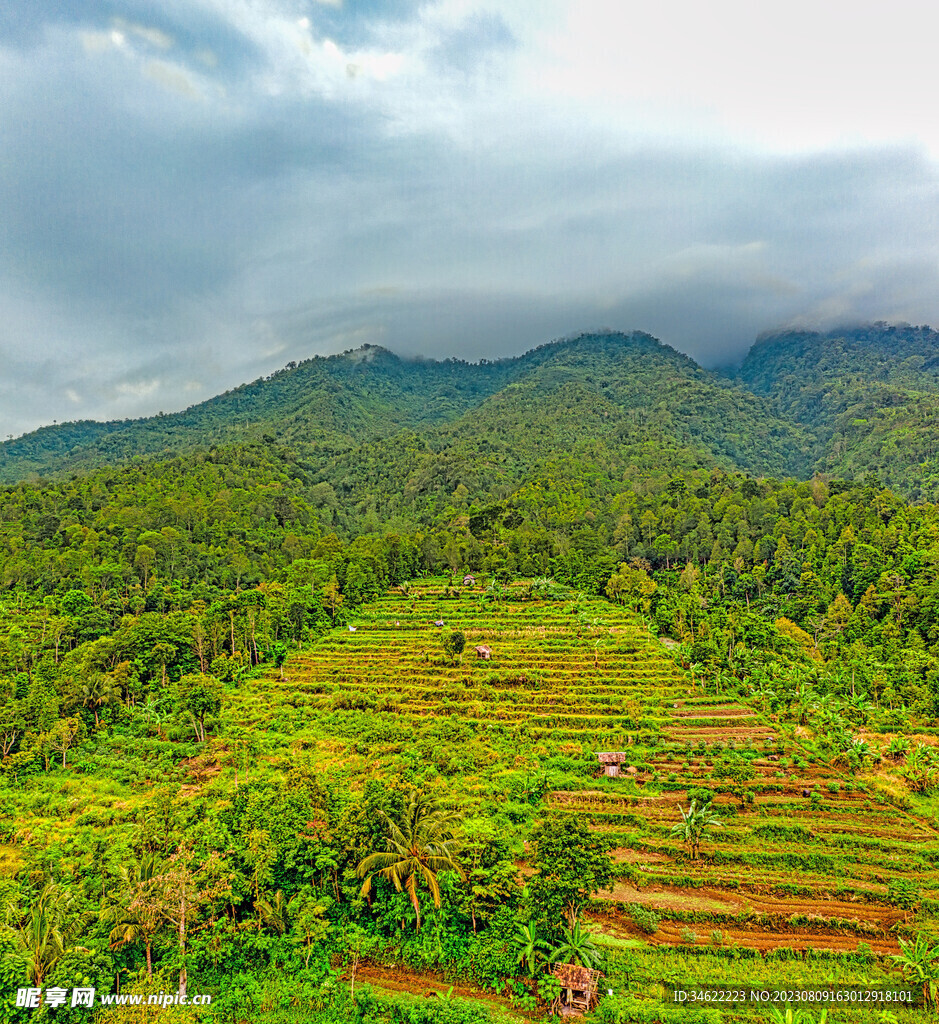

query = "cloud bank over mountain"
[{"left": 2, "top": 0, "right": 939, "bottom": 436}]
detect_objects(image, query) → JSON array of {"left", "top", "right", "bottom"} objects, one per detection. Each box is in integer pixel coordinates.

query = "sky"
[{"left": 2, "top": 1, "right": 939, "bottom": 438}]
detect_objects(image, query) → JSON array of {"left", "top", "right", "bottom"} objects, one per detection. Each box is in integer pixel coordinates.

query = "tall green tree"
[
  {"left": 528, "top": 814, "right": 614, "bottom": 929},
  {"left": 100, "top": 854, "right": 160, "bottom": 978},
  {"left": 172, "top": 673, "right": 224, "bottom": 742},
  {"left": 357, "top": 790, "right": 465, "bottom": 931},
  {"left": 9, "top": 884, "right": 80, "bottom": 987}
]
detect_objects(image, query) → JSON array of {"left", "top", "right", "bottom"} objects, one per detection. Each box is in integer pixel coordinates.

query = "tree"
[
  {"left": 512, "top": 921, "right": 551, "bottom": 976},
  {"left": 10, "top": 883, "right": 80, "bottom": 987},
  {"left": 713, "top": 754, "right": 756, "bottom": 809},
  {"left": 134, "top": 544, "right": 156, "bottom": 588},
  {"left": 255, "top": 889, "right": 291, "bottom": 935},
  {"left": 442, "top": 630, "right": 465, "bottom": 662},
  {"left": 172, "top": 673, "right": 224, "bottom": 742},
  {"left": 100, "top": 854, "right": 160, "bottom": 978},
  {"left": 670, "top": 799, "right": 723, "bottom": 860},
  {"left": 290, "top": 892, "right": 332, "bottom": 968},
  {"left": 528, "top": 814, "right": 614, "bottom": 929},
  {"left": 270, "top": 641, "right": 288, "bottom": 680},
  {"left": 128, "top": 843, "right": 229, "bottom": 999},
  {"left": 322, "top": 575, "right": 344, "bottom": 623},
  {"left": 78, "top": 672, "right": 119, "bottom": 728},
  {"left": 357, "top": 790, "right": 465, "bottom": 931},
  {"left": 549, "top": 921, "right": 601, "bottom": 969},
  {"left": 0, "top": 697, "right": 25, "bottom": 757},
  {"left": 605, "top": 562, "right": 657, "bottom": 612},
  {"left": 47, "top": 716, "right": 85, "bottom": 768}
]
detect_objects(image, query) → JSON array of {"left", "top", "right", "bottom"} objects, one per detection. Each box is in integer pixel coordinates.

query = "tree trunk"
[
  {"left": 146, "top": 940, "right": 153, "bottom": 979},
  {"left": 350, "top": 952, "right": 359, "bottom": 1000},
  {"left": 178, "top": 891, "right": 188, "bottom": 1000}
]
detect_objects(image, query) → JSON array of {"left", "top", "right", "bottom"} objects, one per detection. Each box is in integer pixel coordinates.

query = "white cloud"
[
  {"left": 520, "top": 0, "right": 939, "bottom": 158},
  {"left": 114, "top": 18, "right": 175, "bottom": 50},
  {"left": 144, "top": 59, "right": 203, "bottom": 98}
]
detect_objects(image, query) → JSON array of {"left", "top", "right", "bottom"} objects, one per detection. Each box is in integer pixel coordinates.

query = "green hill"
[
  {"left": 0, "top": 332, "right": 813, "bottom": 499},
  {"left": 738, "top": 322, "right": 939, "bottom": 498},
  {"left": 312, "top": 331, "right": 814, "bottom": 529},
  {"left": 0, "top": 346, "right": 519, "bottom": 484}
]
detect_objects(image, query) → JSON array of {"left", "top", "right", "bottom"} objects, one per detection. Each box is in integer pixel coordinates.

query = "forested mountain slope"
[
  {"left": 311, "top": 332, "right": 814, "bottom": 530},
  {"left": 0, "top": 331, "right": 814, "bottom": 497},
  {"left": 0, "top": 346, "right": 521, "bottom": 484},
  {"left": 5, "top": 409, "right": 939, "bottom": 1018},
  {"left": 739, "top": 323, "right": 939, "bottom": 498}
]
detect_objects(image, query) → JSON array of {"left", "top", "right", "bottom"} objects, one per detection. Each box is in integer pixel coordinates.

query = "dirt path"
[
  {"left": 588, "top": 910, "right": 901, "bottom": 954},
  {"left": 597, "top": 882, "right": 906, "bottom": 929},
  {"left": 355, "top": 963, "right": 525, "bottom": 1016}
]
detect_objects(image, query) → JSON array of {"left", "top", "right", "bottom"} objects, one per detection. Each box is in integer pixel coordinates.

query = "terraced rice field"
[{"left": 236, "top": 581, "right": 939, "bottom": 955}]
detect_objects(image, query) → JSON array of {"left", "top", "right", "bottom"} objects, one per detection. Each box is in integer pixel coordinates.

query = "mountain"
[
  {"left": 0, "top": 332, "right": 812, "bottom": 504},
  {"left": 312, "top": 332, "right": 813, "bottom": 529},
  {"left": 0, "top": 346, "right": 520, "bottom": 484},
  {"left": 738, "top": 322, "right": 939, "bottom": 499}
]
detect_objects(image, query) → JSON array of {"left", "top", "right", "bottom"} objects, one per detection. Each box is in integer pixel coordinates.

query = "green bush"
[
  {"left": 595, "top": 994, "right": 722, "bottom": 1024},
  {"left": 628, "top": 904, "right": 659, "bottom": 935},
  {"left": 887, "top": 878, "right": 920, "bottom": 910}
]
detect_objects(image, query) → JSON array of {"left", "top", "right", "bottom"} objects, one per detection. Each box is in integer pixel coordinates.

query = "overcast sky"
[{"left": 3, "top": 1, "right": 939, "bottom": 437}]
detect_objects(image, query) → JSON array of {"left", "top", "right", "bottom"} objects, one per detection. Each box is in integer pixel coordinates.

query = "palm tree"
[
  {"left": 669, "top": 799, "right": 723, "bottom": 861},
  {"left": 549, "top": 921, "right": 601, "bottom": 969},
  {"left": 255, "top": 889, "right": 291, "bottom": 935},
  {"left": 100, "top": 855, "right": 160, "bottom": 978},
  {"left": 11, "top": 883, "right": 81, "bottom": 987},
  {"left": 357, "top": 790, "right": 465, "bottom": 931},
  {"left": 79, "top": 672, "right": 119, "bottom": 728},
  {"left": 512, "top": 921, "right": 551, "bottom": 976},
  {"left": 891, "top": 933, "right": 939, "bottom": 1009}
]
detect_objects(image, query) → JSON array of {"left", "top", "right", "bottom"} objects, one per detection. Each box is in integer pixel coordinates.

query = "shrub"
[
  {"left": 595, "top": 995, "right": 723, "bottom": 1024},
  {"left": 628, "top": 904, "right": 659, "bottom": 935},
  {"left": 887, "top": 878, "right": 920, "bottom": 911}
]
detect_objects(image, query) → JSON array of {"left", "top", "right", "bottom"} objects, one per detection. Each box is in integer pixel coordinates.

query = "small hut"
[
  {"left": 474, "top": 645, "right": 491, "bottom": 660},
  {"left": 596, "top": 751, "right": 628, "bottom": 777},
  {"left": 550, "top": 963, "right": 602, "bottom": 1016},
  {"left": 463, "top": 574, "right": 476, "bottom": 586}
]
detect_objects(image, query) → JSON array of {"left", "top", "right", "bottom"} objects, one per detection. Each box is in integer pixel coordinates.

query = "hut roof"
[
  {"left": 475, "top": 645, "right": 491, "bottom": 653},
  {"left": 596, "top": 751, "right": 628, "bottom": 764},
  {"left": 552, "top": 963, "right": 601, "bottom": 991}
]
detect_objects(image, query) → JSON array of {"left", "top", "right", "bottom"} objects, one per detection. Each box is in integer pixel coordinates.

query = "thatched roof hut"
[
  {"left": 551, "top": 963, "right": 602, "bottom": 1014},
  {"left": 596, "top": 751, "right": 628, "bottom": 777},
  {"left": 474, "top": 645, "right": 491, "bottom": 659}
]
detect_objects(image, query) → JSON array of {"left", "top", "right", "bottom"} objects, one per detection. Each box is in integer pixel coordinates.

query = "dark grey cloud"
[{"left": 2, "top": 2, "right": 939, "bottom": 439}]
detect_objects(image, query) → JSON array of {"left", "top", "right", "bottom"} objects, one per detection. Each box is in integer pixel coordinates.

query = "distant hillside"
[
  {"left": 0, "top": 332, "right": 813, "bottom": 504},
  {"left": 311, "top": 332, "right": 814, "bottom": 529},
  {"left": 0, "top": 346, "right": 519, "bottom": 484},
  {"left": 739, "top": 323, "right": 939, "bottom": 499}
]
